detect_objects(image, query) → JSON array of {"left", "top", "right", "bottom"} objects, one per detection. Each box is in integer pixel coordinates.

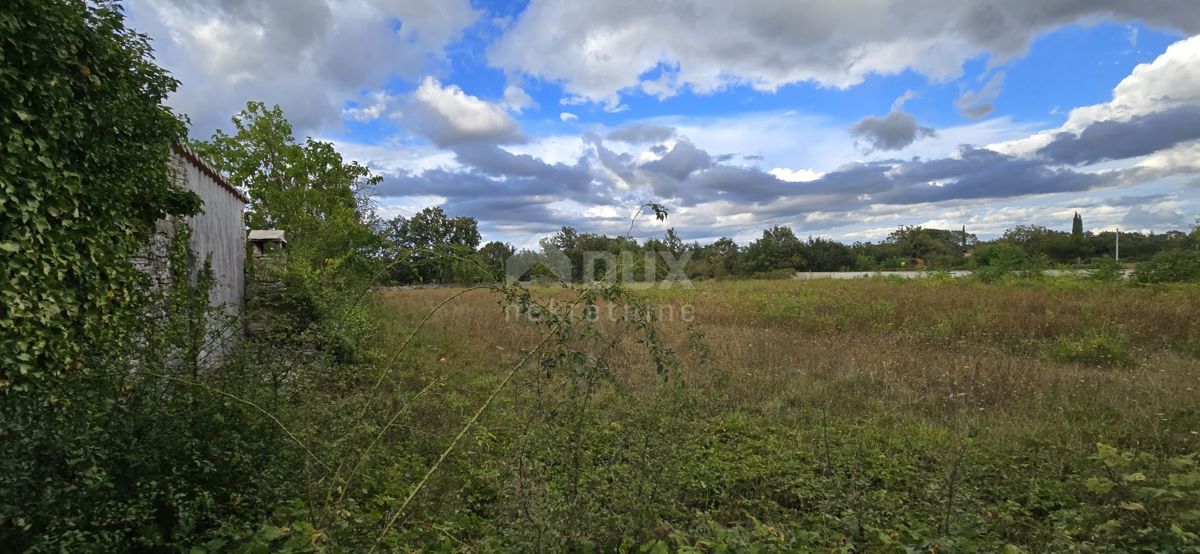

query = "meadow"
[{"left": 360, "top": 277, "right": 1200, "bottom": 552}]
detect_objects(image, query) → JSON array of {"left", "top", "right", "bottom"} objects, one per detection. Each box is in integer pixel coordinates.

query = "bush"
[
  {"left": 972, "top": 243, "right": 1033, "bottom": 282},
  {"left": 1053, "top": 327, "right": 1134, "bottom": 367},
  {"left": 1079, "top": 443, "right": 1200, "bottom": 551},
  {"left": 1132, "top": 250, "right": 1200, "bottom": 284},
  {"left": 751, "top": 268, "right": 799, "bottom": 280},
  {"left": 1088, "top": 256, "right": 1126, "bottom": 281}
]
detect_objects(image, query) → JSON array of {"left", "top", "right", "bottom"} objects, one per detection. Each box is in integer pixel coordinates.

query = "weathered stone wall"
[{"left": 133, "top": 151, "right": 246, "bottom": 364}]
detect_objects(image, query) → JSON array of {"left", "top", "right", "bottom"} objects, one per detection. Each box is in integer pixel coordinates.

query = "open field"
[{"left": 366, "top": 278, "right": 1200, "bottom": 551}]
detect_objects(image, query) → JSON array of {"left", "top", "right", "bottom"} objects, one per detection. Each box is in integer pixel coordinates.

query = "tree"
[
  {"left": 1002, "top": 224, "right": 1078, "bottom": 263},
  {"left": 393, "top": 207, "right": 481, "bottom": 250},
  {"left": 663, "top": 227, "right": 684, "bottom": 256},
  {"left": 743, "top": 226, "right": 805, "bottom": 273},
  {"left": 545, "top": 226, "right": 580, "bottom": 252},
  {"left": 705, "top": 237, "right": 742, "bottom": 277},
  {"left": 192, "top": 102, "right": 381, "bottom": 267},
  {"left": 382, "top": 207, "right": 482, "bottom": 284},
  {"left": 800, "top": 237, "right": 854, "bottom": 271},
  {"left": 477, "top": 241, "right": 515, "bottom": 282},
  {"left": 886, "top": 226, "right": 963, "bottom": 265},
  {"left": 1071, "top": 212, "right": 1087, "bottom": 262}
]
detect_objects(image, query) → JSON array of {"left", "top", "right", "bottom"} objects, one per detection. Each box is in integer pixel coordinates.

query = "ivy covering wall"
[{"left": 0, "top": 0, "right": 199, "bottom": 389}]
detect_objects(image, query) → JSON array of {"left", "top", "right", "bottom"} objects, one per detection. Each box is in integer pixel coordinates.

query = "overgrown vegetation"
[
  {"left": 1134, "top": 250, "right": 1200, "bottom": 284},
  {"left": 0, "top": 1, "right": 265, "bottom": 549},
  {"left": 5, "top": 4, "right": 1200, "bottom": 552},
  {"left": 358, "top": 277, "right": 1200, "bottom": 551},
  {"left": 1, "top": 0, "right": 198, "bottom": 388},
  {"left": 0, "top": 3, "right": 374, "bottom": 549}
]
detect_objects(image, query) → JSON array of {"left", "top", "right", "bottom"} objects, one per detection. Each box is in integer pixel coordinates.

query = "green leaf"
[
  {"left": 1086, "top": 476, "right": 1114, "bottom": 494},
  {"left": 259, "top": 525, "right": 288, "bottom": 541}
]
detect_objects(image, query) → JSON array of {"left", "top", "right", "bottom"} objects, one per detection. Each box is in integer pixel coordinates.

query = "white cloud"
[
  {"left": 1135, "top": 139, "right": 1200, "bottom": 177},
  {"left": 401, "top": 77, "right": 525, "bottom": 147},
  {"left": 560, "top": 112, "right": 579, "bottom": 123},
  {"left": 501, "top": 84, "right": 536, "bottom": 113},
  {"left": 654, "top": 110, "right": 1037, "bottom": 174},
  {"left": 993, "top": 35, "right": 1200, "bottom": 157},
  {"left": 769, "top": 168, "right": 823, "bottom": 182},
  {"left": 343, "top": 91, "right": 394, "bottom": 122},
  {"left": 127, "top": 0, "right": 479, "bottom": 134},
  {"left": 1067, "top": 36, "right": 1200, "bottom": 129},
  {"left": 506, "top": 135, "right": 588, "bottom": 166},
  {"left": 488, "top": 0, "right": 1200, "bottom": 108},
  {"left": 328, "top": 139, "right": 460, "bottom": 175},
  {"left": 372, "top": 195, "right": 449, "bottom": 220},
  {"left": 640, "top": 72, "right": 680, "bottom": 100},
  {"left": 1123, "top": 204, "right": 1188, "bottom": 231}
]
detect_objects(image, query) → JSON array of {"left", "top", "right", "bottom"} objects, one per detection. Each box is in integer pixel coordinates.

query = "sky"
[{"left": 125, "top": 0, "right": 1200, "bottom": 248}]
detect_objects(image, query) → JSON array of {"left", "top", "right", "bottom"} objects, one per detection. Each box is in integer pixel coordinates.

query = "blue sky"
[{"left": 127, "top": 1, "right": 1200, "bottom": 247}]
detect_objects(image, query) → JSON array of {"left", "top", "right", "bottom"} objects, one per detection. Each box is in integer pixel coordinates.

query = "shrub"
[
  {"left": 972, "top": 243, "right": 1032, "bottom": 282},
  {"left": 1133, "top": 250, "right": 1200, "bottom": 284},
  {"left": 1080, "top": 443, "right": 1200, "bottom": 551},
  {"left": 751, "top": 268, "right": 799, "bottom": 280},
  {"left": 1088, "top": 256, "right": 1126, "bottom": 281},
  {"left": 1053, "top": 327, "right": 1134, "bottom": 367},
  {"left": 0, "top": 0, "right": 197, "bottom": 388}
]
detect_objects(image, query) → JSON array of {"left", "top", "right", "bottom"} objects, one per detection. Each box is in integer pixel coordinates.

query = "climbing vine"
[{"left": 0, "top": 0, "right": 198, "bottom": 390}]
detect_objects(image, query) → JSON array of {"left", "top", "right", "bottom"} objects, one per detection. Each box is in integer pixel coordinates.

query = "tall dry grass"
[{"left": 374, "top": 278, "right": 1200, "bottom": 457}]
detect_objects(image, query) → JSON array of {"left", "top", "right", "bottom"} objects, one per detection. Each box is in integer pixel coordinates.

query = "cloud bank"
[{"left": 489, "top": 0, "right": 1200, "bottom": 108}]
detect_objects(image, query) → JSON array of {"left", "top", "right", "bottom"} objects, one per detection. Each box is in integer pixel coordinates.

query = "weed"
[{"left": 1053, "top": 327, "right": 1135, "bottom": 367}]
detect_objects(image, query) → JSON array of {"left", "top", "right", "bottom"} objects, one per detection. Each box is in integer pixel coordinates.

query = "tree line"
[{"left": 372, "top": 214, "right": 1200, "bottom": 285}]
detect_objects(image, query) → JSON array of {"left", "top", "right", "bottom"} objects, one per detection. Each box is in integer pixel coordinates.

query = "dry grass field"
[{"left": 367, "top": 277, "right": 1200, "bottom": 551}]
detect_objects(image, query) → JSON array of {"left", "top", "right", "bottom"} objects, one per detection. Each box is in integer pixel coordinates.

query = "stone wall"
[{"left": 133, "top": 148, "right": 246, "bottom": 365}]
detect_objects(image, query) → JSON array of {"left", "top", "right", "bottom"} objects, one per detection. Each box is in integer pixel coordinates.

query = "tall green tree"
[
  {"left": 800, "top": 237, "right": 854, "bottom": 271},
  {"left": 382, "top": 207, "right": 483, "bottom": 284},
  {"left": 477, "top": 240, "right": 516, "bottom": 282},
  {"left": 886, "top": 226, "right": 967, "bottom": 266},
  {"left": 1002, "top": 225, "right": 1078, "bottom": 263},
  {"left": 1071, "top": 212, "right": 1086, "bottom": 262},
  {"left": 743, "top": 226, "right": 805, "bottom": 273},
  {"left": 192, "top": 102, "right": 381, "bottom": 266}
]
